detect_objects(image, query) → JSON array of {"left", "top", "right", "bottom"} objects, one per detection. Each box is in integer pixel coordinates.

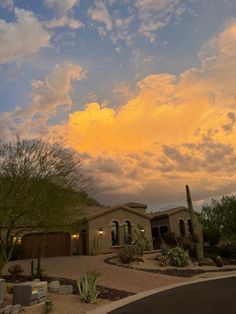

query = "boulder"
[
  {"left": 198, "top": 258, "right": 215, "bottom": 266},
  {"left": 58, "top": 285, "right": 73, "bottom": 295},
  {"left": 0, "top": 304, "right": 22, "bottom": 314},
  {"left": 215, "top": 256, "right": 224, "bottom": 267},
  {"left": 48, "top": 280, "right": 60, "bottom": 293}
]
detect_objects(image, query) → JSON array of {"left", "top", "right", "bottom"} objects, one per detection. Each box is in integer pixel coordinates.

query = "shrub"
[
  {"left": 134, "top": 256, "right": 144, "bottom": 263},
  {"left": 156, "top": 255, "right": 170, "bottom": 267},
  {"left": 203, "top": 229, "right": 221, "bottom": 246},
  {"left": 160, "top": 244, "right": 169, "bottom": 256},
  {"left": 8, "top": 264, "right": 24, "bottom": 277},
  {"left": 91, "top": 238, "right": 100, "bottom": 256},
  {"left": 42, "top": 299, "right": 53, "bottom": 314},
  {"left": 6, "top": 285, "right": 14, "bottom": 294},
  {"left": 168, "top": 246, "right": 189, "bottom": 267},
  {"left": 132, "top": 229, "right": 151, "bottom": 256},
  {"left": 215, "top": 256, "right": 224, "bottom": 267},
  {"left": 118, "top": 245, "right": 139, "bottom": 264},
  {"left": 78, "top": 271, "right": 100, "bottom": 304},
  {"left": 163, "top": 232, "right": 177, "bottom": 247}
]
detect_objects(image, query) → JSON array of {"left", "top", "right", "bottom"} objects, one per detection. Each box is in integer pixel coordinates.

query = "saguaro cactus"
[{"left": 186, "top": 185, "right": 204, "bottom": 260}]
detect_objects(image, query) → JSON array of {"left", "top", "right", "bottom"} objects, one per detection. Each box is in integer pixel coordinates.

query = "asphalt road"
[{"left": 109, "top": 277, "right": 236, "bottom": 314}]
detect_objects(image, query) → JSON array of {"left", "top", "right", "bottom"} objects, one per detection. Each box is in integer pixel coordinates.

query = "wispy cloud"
[{"left": 88, "top": 0, "right": 112, "bottom": 31}]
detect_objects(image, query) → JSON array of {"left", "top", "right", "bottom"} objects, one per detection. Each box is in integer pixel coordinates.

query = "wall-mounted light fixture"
[
  {"left": 140, "top": 228, "right": 145, "bottom": 233},
  {"left": 72, "top": 234, "right": 79, "bottom": 239},
  {"left": 137, "top": 224, "right": 145, "bottom": 233},
  {"left": 99, "top": 227, "right": 103, "bottom": 236},
  {"left": 13, "top": 236, "right": 22, "bottom": 244}
]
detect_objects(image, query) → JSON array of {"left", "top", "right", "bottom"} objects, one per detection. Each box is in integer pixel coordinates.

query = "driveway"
[
  {"left": 4, "top": 255, "right": 188, "bottom": 293},
  {"left": 108, "top": 276, "right": 236, "bottom": 314}
]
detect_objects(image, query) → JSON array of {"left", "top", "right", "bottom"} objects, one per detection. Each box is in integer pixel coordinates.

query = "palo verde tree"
[
  {"left": 200, "top": 195, "right": 236, "bottom": 242},
  {"left": 0, "top": 137, "right": 94, "bottom": 273}
]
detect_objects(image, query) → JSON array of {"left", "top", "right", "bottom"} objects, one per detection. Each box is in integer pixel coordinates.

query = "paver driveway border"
[{"left": 88, "top": 274, "right": 236, "bottom": 314}]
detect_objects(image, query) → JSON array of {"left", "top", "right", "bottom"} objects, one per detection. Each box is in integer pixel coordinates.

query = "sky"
[{"left": 1, "top": 0, "right": 236, "bottom": 211}]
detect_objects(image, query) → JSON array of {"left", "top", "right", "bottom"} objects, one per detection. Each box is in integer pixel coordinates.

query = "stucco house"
[
  {"left": 151, "top": 206, "right": 196, "bottom": 249},
  {"left": 20, "top": 203, "right": 199, "bottom": 258},
  {"left": 21, "top": 202, "right": 152, "bottom": 258}
]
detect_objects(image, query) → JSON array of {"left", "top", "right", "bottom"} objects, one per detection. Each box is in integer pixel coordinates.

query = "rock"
[
  {"left": 48, "top": 280, "right": 60, "bottom": 293},
  {"left": 11, "top": 304, "right": 22, "bottom": 314},
  {"left": 215, "top": 256, "right": 224, "bottom": 267},
  {"left": 58, "top": 285, "right": 73, "bottom": 295},
  {"left": 198, "top": 258, "right": 215, "bottom": 266},
  {"left": 0, "top": 304, "right": 22, "bottom": 314},
  {"left": 229, "top": 259, "right": 236, "bottom": 265}
]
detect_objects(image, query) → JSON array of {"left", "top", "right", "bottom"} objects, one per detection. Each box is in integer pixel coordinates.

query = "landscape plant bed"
[
  {"left": 2, "top": 275, "right": 134, "bottom": 301},
  {"left": 104, "top": 257, "right": 236, "bottom": 278}
]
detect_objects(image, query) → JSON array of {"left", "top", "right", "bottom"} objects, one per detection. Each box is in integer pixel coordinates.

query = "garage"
[{"left": 21, "top": 232, "right": 71, "bottom": 259}]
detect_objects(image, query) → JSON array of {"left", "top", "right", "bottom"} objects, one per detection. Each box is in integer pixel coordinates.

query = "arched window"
[
  {"left": 111, "top": 221, "right": 119, "bottom": 246},
  {"left": 188, "top": 219, "right": 193, "bottom": 236},
  {"left": 124, "top": 220, "right": 132, "bottom": 244},
  {"left": 179, "top": 219, "right": 186, "bottom": 237}
]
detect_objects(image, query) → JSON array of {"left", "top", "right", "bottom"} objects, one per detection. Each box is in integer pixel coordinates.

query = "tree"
[
  {"left": 0, "top": 137, "right": 93, "bottom": 272},
  {"left": 200, "top": 195, "right": 236, "bottom": 242},
  {"left": 186, "top": 185, "right": 204, "bottom": 260}
]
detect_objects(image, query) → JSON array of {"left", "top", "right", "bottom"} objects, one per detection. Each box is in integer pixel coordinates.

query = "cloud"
[
  {"left": 0, "top": 8, "right": 51, "bottom": 64},
  {"left": 27, "top": 61, "right": 86, "bottom": 121},
  {"left": 0, "top": 0, "right": 14, "bottom": 10},
  {"left": 88, "top": 1, "right": 112, "bottom": 31},
  {"left": 45, "top": 16, "right": 83, "bottom": 29},
  {"left": 1, "top": 61, "right": 86, "bottom": 137},
  {"left": 134, "top": 0, "right": 186, "bottom": 42},
  {"left": 44, "top": 0, "right": 79, "bottom": 16},
  {"left": 48, "top": 20, "right": 236, "bottom": 206}
]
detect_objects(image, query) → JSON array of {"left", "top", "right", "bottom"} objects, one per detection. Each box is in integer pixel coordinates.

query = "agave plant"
[{"left": 77, "top": 271, "right": 100, "bottom": 304}]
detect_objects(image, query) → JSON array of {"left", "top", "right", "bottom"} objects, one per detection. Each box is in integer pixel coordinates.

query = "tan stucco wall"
[
  {"left": 87, "top": 209, "right": 153, "bottom": 254},
  {"left": 169, "top": 211, "right": 192, "bottom": 237}
]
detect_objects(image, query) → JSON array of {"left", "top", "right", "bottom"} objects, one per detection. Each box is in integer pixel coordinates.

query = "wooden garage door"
[{"left": 21, "top": 232, "right": 71, "bottom": 259}]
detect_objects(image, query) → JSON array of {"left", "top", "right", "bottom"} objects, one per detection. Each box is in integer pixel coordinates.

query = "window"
[
  {"left": 188, "top": 219, "right": 193, "bottom": 236},
  {"left": 124, "top": 220, "right": 132, "bottom": 244},
  {"left": 179, "top": 219, "right": 186, "bottom": 237},
  {"left": 111, "top": 221, "right": 119, "bottom": 246}
]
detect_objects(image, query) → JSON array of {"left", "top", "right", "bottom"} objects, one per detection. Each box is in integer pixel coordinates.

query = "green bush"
[
  {"left": 168, "top": 246, "right": 189, "bottom": 267},
  {"left": 132, "top": 229, "right": 151, "bottom": 256},
  {"left": 77, "top": 271, "right": 100, "bottom": 304},
  {"left": 160, "top": 244, "right": 169, "bottom": 256},
  {"left": 42, "top": 299, "right": 53, "bottom": 314},
  {"left": 203, "top": 229, "right": 221, "bottom": 246},
  {"left": 118, "top": 245, "right": 139, "bottom": 264},
  {"left": 91, "top": 238, "right": 100, "bottom": 256}
]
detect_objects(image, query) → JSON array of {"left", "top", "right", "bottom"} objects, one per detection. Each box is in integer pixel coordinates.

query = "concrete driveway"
[
  {"left": 108, "top": 276, "right": 236, "bottom": 314},
  {"left": 4, "top": 255, "right": 188, "bottom": 293}
]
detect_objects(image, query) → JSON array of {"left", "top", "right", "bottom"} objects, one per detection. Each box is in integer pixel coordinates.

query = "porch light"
[
  {"left": 99, "top": 227, "right": 103, "bottom": 236},
  {"left": 140, "top": 228, "right": 145, "bottom": 233},
  {"left": 72, "top": 234, "right": 79, "bottom": 239}
]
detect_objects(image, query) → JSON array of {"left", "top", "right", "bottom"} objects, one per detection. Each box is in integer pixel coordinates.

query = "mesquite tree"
[
  {"left": 186, "top": 185, "right": 204, "bottom": 260},
  {"left": 0, "top": 137, "right": 93, "bottom": 273}
]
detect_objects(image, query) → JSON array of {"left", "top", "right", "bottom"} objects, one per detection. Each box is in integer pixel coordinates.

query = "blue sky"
[
  {"left": 1, "top": 0, "right": 236, "bottom": 209},
  {"left": 1, "top": 0, "right": 236, "bottom": 113}
]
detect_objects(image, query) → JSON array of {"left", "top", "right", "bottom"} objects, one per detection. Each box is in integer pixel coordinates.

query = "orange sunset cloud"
[{"left": 43, "top": 21, "right": 236, "bottom": 206}]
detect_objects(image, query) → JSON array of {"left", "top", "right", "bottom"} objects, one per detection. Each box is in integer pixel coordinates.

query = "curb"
[{"left": 88, "top": 274, "right": 236, "bottom": 314}]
